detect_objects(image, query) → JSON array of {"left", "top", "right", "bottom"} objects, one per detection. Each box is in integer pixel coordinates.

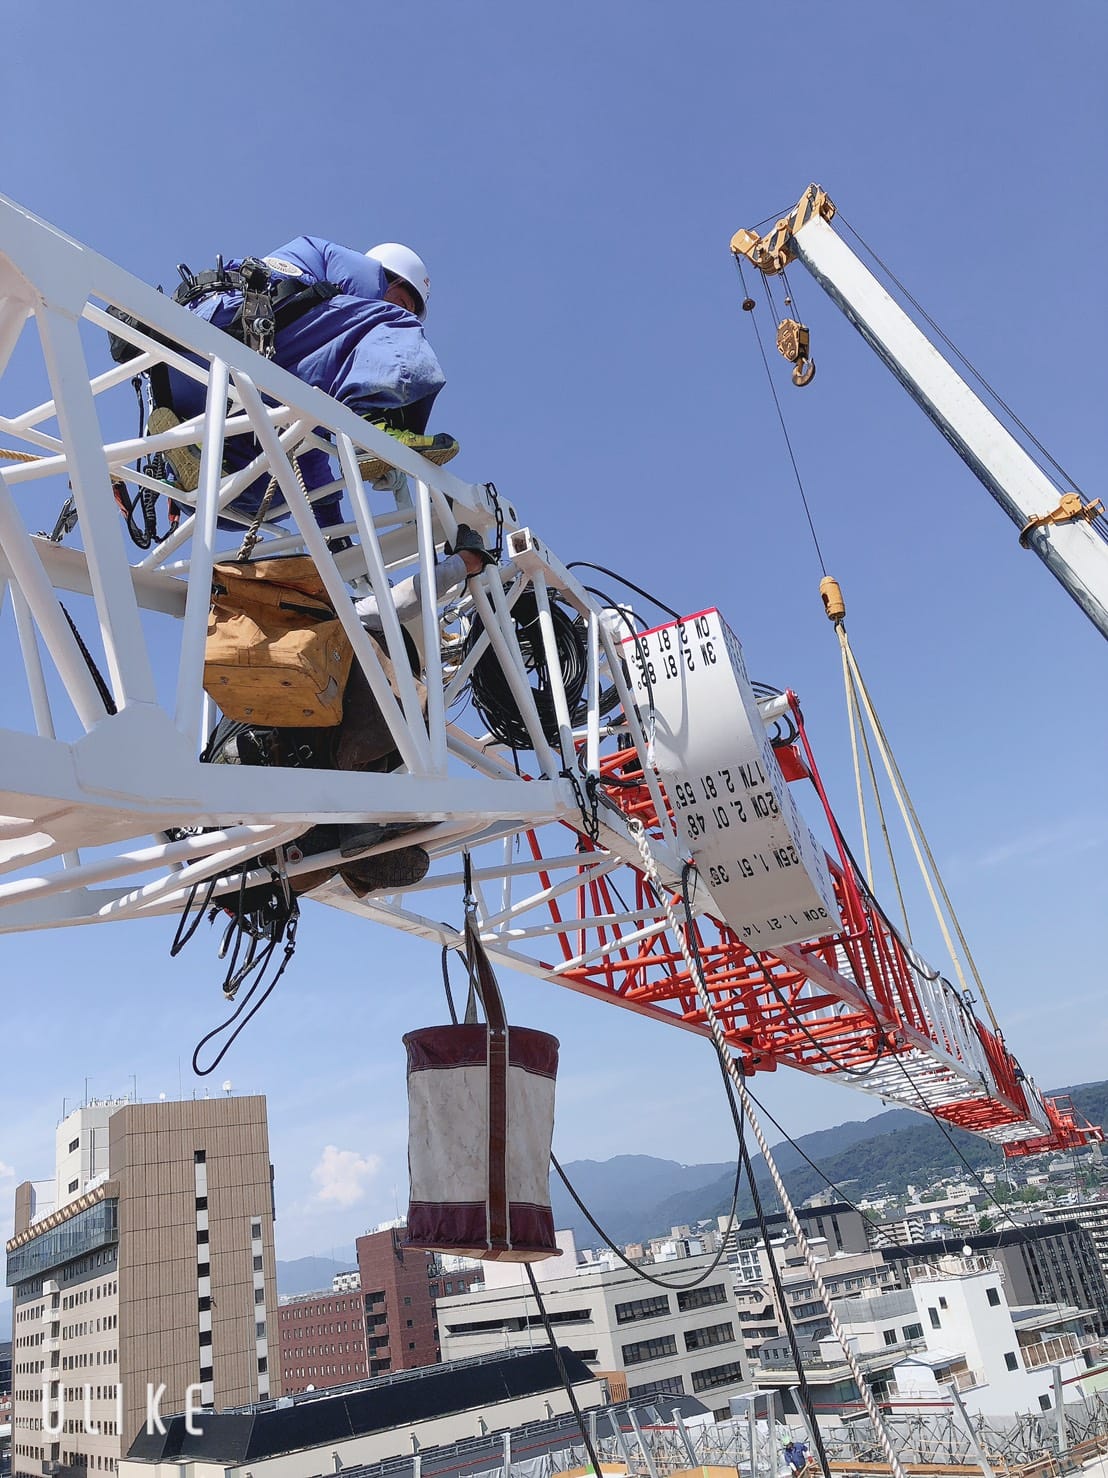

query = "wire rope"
[{"left": 733, "top": 256, "right": 828, "bottom": 577}]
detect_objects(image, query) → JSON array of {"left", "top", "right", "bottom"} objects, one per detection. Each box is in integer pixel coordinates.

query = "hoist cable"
[
  {"left": 733, "top": 256, "right": 828, "bottom": 577},
  {"left": 837, "top": 213, "right": 1092, "bottom": 504}
]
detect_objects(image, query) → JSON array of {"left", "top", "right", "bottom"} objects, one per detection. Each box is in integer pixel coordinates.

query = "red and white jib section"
[
  {"left": 404, "top": 1022, "right": 560, "bottom": 1262},
  {"left": 622, "top": 609, "right": 839, "bottom": 948}
]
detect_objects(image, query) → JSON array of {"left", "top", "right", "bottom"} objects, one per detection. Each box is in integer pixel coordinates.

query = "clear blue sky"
[{"left": 1, "top": 1, "right": 1106, "bottom": 1268}]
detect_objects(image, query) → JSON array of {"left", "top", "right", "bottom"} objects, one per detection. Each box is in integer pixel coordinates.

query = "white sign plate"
[{"left": 622, "top": 609, "right": 839, "bottom": 949}]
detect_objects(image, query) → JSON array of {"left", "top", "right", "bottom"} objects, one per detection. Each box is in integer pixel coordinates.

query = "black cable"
[
  {"left": 566, "top": 561, "right": 681, "bottom": 622},
  {"left": 440, "top": 945, "right": 461, "bottom": 1025},
  {"left": 742, "top": 1085, "right": 887, "bottom": 1241},
  {"left": 60, "top": 604, "right": 117, "bottom": 715},
  {"left": 680, "top": 859, "right": 887, "bottom": 1082},
  {"left": 550, "top": 1149, "right": 741, "bottom": 1292},
  {"left": 191, "top": 911, "right": 298, "bottom": 1076},
  {"left": 889, "top": 1053, "right": 1023, "bottom": 1233},
  {"left": 734, "top": 256, "right": 829, "bottom": 578},
  {"left": 524, "top": 1264, "right": 604, "bottom": 1477},
  {"left": 466, "top": 589, "right": 599, "bottom": 750}
]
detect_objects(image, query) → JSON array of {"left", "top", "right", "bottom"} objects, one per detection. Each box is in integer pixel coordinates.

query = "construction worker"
[
  {"left": 207, "top": 526, "right": 497, "bottom": 898},
  {"left": 162, "top": 237, "right": 459, "bottom": 531}
]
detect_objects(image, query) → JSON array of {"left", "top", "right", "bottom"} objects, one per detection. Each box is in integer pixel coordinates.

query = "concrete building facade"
[
  {"left": 6, "top": 1097, "right": 280, "bottom": 1478},
  {"left": 437, "top": 1251, "right": 749, "bottom": 1418},
  {"left": 879, "top": 1220, "right": 1108, "bottom": 1333}
]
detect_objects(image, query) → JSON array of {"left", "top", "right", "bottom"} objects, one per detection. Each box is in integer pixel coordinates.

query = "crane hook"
[
  {"left": 776, "top": 318, "right": 816, "bottom": 388},
  {"left": 792, "top": 358, "right": 816, "bottom": 387}
]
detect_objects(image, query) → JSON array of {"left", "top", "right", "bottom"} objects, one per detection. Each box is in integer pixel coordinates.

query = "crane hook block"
[
  {"left": 777, "top": 318, "right": 815, "bottom": 387},
  {"left": 820, "top": 576, "right": 845, "bottom": 622}
]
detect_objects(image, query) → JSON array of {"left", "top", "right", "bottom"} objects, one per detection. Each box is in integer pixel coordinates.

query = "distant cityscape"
[{"left": 5, "top": 1088, "right": 1108, "bottom": 1478}]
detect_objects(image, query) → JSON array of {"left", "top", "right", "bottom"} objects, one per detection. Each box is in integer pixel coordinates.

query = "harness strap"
[{"left": 174, "top": 257, "right": 343, "bottom": 358}]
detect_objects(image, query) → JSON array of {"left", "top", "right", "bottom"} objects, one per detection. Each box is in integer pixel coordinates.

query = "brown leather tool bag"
[{"left": 204, "top": 556, "right": 354, "bottom": 726}]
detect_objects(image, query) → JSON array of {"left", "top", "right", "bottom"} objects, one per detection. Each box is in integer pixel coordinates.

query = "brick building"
[{"left": 277, "top": 1228, "right": 479, "bottom": 1395}]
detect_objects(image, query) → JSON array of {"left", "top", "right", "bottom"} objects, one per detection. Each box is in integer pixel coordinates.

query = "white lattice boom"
[{"left": 0, "top": 195, "right": 1097, "bottom": 1156}]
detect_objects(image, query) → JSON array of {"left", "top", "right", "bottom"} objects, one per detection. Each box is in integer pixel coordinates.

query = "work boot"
[
  {"left": 147, "top": 406, "right": 201, "bottom": 492},
  {"left": 358, "top": 424, "right": 459, "bottom": 482},
  {"left": 340, "top": 845, "right": 430, "bottom": 897},
  {"left": 337, "top": 821, "right": 423, "bottom": 858}
]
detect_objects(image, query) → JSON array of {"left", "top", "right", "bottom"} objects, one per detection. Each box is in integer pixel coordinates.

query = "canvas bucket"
[{"left": 404, "top": 914, "right": 560, "bottom": 1261}]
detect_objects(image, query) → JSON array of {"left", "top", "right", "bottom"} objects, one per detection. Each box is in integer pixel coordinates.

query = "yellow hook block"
[{"left": 820, "top": 575, "right": 845, "bottom": 622}]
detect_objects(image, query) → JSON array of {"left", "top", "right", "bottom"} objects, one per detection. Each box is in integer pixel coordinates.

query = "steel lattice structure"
[{"left": 0, "top": 193, "right": 1097, "bottom": 1157}]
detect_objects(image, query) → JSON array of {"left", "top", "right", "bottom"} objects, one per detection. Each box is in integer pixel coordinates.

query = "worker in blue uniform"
[{"left": 163, "top": 239, "right": 458, "bottom": 531}]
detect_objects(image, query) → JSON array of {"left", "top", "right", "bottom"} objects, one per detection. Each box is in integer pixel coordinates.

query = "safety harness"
[{"left": 172, "top": 255, "right": 342, "bottom": 358}]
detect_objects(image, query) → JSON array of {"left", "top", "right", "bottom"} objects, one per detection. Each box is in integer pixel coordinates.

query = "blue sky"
[{"left": 1, "top": 2, "right": 1107, "bottom": 1268}]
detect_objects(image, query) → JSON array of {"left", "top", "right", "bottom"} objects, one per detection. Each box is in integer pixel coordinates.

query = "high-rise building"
[{"left": 6, "top": 1096, "right": 281, "bottom": 1478}]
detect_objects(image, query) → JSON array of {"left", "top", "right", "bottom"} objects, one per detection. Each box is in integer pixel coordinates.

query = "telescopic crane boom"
[{"left": 731, "top": 185, "right": 1108, "bottom": 639}]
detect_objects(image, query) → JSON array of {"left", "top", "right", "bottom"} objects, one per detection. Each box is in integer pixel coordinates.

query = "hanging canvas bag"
[
  {"left": 404, "top": 912, "right": 560, "bottom": 1261},
  {"left": 204, "top": 555, "right": 354, "bottom": 727}
]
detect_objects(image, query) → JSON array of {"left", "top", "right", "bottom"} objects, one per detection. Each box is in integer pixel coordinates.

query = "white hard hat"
[{"left": 366, "top": 243, "right": 431, "bottom": 318}]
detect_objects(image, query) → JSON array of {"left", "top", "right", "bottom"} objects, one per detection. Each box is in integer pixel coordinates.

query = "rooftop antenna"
[{"left": 222, "top": 1080, "right": 233, "bottom": 1096}]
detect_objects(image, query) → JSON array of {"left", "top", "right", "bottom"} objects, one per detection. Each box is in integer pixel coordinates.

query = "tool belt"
[{"left": 173, "top": 257, "right": 341, "bottom": 357}]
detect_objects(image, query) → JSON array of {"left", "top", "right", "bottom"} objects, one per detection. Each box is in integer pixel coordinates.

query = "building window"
[
  {"left": 258, "top": 1357, "right": 268, "bottom": 1373},
  {"left": 928, "top": 1308, "right": 941, "bottom": 1329},
  {"left": 253, "top": 1255, "right": 263, "bottom": 1272},
  {"left": 196, "top": 1230, "right": 209, "bottom": 1245},
  {"left": 676, "top": 1283, "right": 726, "bottom": 1313},
  {"left": 883, "top": 1329, "right": 898, "bottom": 1347},
  {"left": 199, "top": 1330, "right": 212, "bottom": 1347},
  {"left": 197, "top": 1263, "right": 210, "bottom": 1279},
  {"left": 68, "top": 1139, "right": 80, "bottom": 1153},
  {"left": 628, "top": 1375, "right": 685, "bottom": 1399},
  {"left": 255, "top": 1289, "right": 265, "bottom": 1304},
  {"left": 67, "top": 1180, "right": 79, "bottom": 1195},
  {"left": 622, "top": 1335, "right": 678, "bottom": 1366},
  {"left": 256, "top": 1322, "right": 266, "bottom": 1338},
  {"left": 987, "top": 1287, "right": 1001, "bottom": 1307},
  {"left": 1005, "top": 1351, "right": 1019, "bottom": 1371},
  {"left": 938, "top": 1297, "right": 948, "bottom": 1310},
  {"left": 903, "top": 1323, "right": 923, "bottom": 1341},
  {"left": 251, "top": 1219, "right": 262, "bottom": 1237},
  {"left": 615, "top": 1295, "right": 670, "bottom": 1325},
  {"left": 194, "top": 1150, "right": 206, "bottom": 1164},
  {"left": 198, "top": 1296, "right": 211, "bottom": 1312},
  {"left": 684, "top": 1321, "right": 735, "bottom": 1352},
  {"left": 1039, "top": 1394, "right": 1052, "bottom": 1412},
  {"left": 691, "top": 1360, "right": 745, "bottom": 1394},
  {"left": 195, "top": 1197, "right": 207, "bottom": 1211}
]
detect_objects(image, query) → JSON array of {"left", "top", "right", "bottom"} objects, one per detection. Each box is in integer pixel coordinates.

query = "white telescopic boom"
[{"left": 786, "top": 209, "right": 1108, "bottom": 640}]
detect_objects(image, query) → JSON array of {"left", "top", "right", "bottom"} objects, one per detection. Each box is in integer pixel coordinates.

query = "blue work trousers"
[{"left": 168, "top": 292, "right": 446, "bottom": 529}]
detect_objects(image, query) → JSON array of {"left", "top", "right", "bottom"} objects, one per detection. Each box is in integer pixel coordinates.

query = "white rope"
[
  {"left": 628, "top": 819, "right": 909, "bottom": 1478},
  {"left": 838, "top": 635, "right": 1000, "bottom": 1037}
]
